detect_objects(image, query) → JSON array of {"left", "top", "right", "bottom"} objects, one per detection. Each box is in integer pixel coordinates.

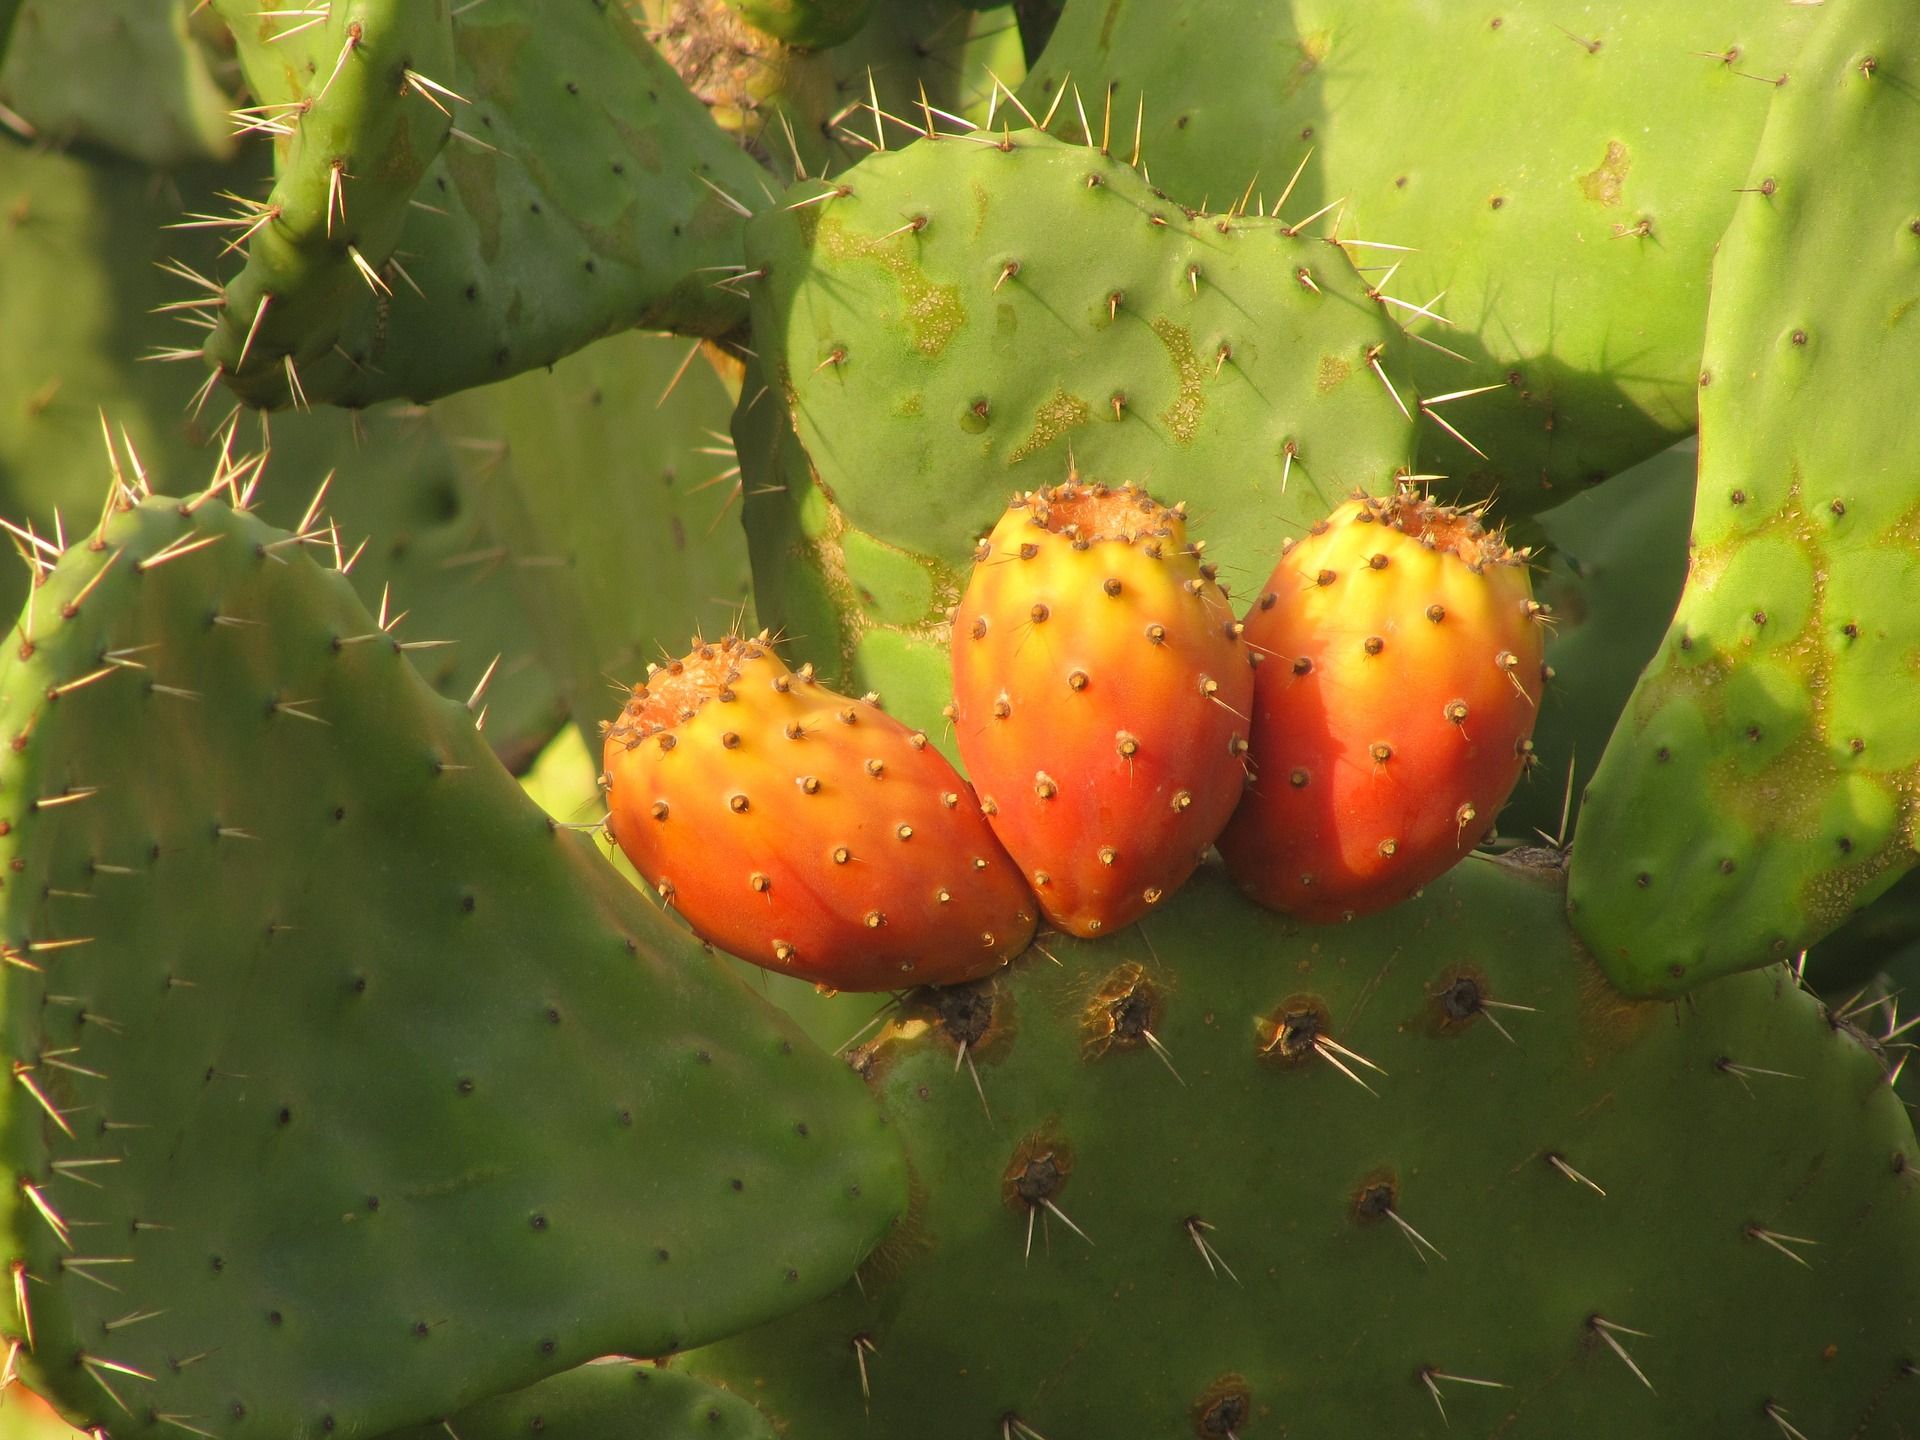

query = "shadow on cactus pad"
[{"left": 1020, "top": 0, "right": 1824, "bottom": 514}]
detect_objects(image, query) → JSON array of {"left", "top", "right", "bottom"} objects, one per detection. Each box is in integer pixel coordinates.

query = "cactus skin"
[
  {"left": 433, "top": 331, "right": 752, "bottom": 755},
  {"left": 0, "top": 141, "right": 567, "bottom": 760},
  {"left": 202, "top": 0, "right": 456, "bottom": 408},
  {"left": 0, "top": 140, "right": 225, "bottom": 606},
  {"left": 1803, "top": 868, "right": 1920, "bottom": 1000},
  {"left": 1221, "top": 490, "right": 1545, "bottom": 922},
  {"left": 741, "top": 125, "right": 1415, "bottom": 710},
  {"left": 0, "top": 0, "right": 236, "bottom": 166},
  {"left": 951, "top": 481, "right": 1253, "bottom": 937},
  {"left": 1, "top": 489, "right": 905, "bottom": 1438},
  {"left": 1569, "top": 0, "right": 1920, "bottom": 998},
  {"left": 0, "top": 1357, "right": 790, "bottom": 1440},
  {"left": 605, "top": 633, "right": 1036, "bottom": 989},
  {"left": 734, "top": 354, "right": 967, "bottom": 769},
  {"left": 681, "top": 857, "right": 1920, "bottom": 1438},
  {"left": 1502, "top": 442, "right": 1693, "bottom": 842},
  {"left": 307, "top": 408, "right": 572, "bottom": 769},
  {"left": 203, "top": 0, "right": 764, "bottom": 410},
  {"left": 1021, "top": 0, "right": 1822, "bottom": 515},
  {"left": 524, "top": 723, "right": 871, "bottom": 1060}
]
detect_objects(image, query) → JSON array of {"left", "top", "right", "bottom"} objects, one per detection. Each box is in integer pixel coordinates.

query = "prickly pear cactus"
[
  {"left": 7, "top": 0, "right": 1920, "bottom": 1431},
  {"left": 0, "top": 140, "right": 242, "bottom": 551},
  {"left": 741, "top": 125, "right": 1417, "bottom": 712},
  {"left": 201, "top": 0, "right": 456, "bottom": 409},
  {"left": 202, "top": 0, "right": 767, "bottom": 410},
  {"left": 519, "top": 722, "right": 868, "bottom": 1063},
  {"left": 0, "top": 139, "right": 569, "bottom": 764},
  {"left": 1022, "top": 0, "right": 1822, "bottom": 512},
  {"left": 602, "top": 631, "right": 1039, "bottom": 990},
  {"left": 952, "top": 482, "right": 1254, "bottom": 940},
  {"left": 1569, "top": 0, "right": 1920, "bottom": 998},
  {"left": 0, "top": 479, "right": 903, "bottom": 1437},
  {"left": 1222, "top": 488, "right": 1546, "bottom": 922},
  {"left": 682, "top": 858, "right": 1920, "bottom": 1438}
]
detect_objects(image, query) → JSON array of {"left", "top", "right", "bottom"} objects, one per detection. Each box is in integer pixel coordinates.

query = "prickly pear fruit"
[
  {"left": 1220, "top": 488, "right": 1545, "bottom": 921},
  {"left": 604, "top": 633, "right": 1037, "bottom": 989},
  {"left": 951, "top": 481, "right": 1255, "bottom": 937}
]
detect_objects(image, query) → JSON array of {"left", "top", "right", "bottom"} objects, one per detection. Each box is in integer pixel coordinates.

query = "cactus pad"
[
  {"left": 203, "top": 0, "right": 456, "bottom": 409},
  {"left": 1569, "top": 0, "right": 1920, "bottom": 997},
  {"left": 683, "top": 857, "right": 1920, "bottom": 1437},
  {"left": 204, "top": 0, "right": 766, "bottom": 410},
  {"left": 431, "top": 331, "right": 752, "bottom": 749},
  {"left": 0, "top": 139, "right": 574, "bottom": 759},
  {"left": 1022, "top": 0, "right": 1823, "bottom": 512},
  {"left": 0, "top": 481, "right": 904, "bottom": 1437}
]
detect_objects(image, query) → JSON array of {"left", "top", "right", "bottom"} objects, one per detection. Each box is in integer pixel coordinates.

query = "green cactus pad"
[
  {"left": 431, "top": 331, "right": 752, "bottom": 751},
  {"left": 518, "top": 723, "right": 870, "bottom": 1061},
  {"left": 1569, "top": 0, "right": 1920, "bottom": 998},
  {"left": 202, "top": 0, "right": 456, "bottom": 408},
  {"left": 0, "top": 140, "right": 566, "bottom": 762},
  {"left": 741, "top": 125, "right": 1415, "bottom": 704},
  {"left": 296, "top": 408, "right": 571, "bottom": 769},
  {"left": 682, "top": 857, "right": 1920, "bottom": 1438},
  {"left": 1021, "top": 0, "right": 1823, "bottom": 514},
  {"left": 0, "top": 0, "right": 235, "bottom": 166},
  {"left": 0, "top": 485, "right": 904, "bottom": 1437},
  {"left": 388, "top": 1361, "right": 775, "bottom": 1440},
  {"left": 204, "top": 0, "right": 766, "bottom": 411},
  {"left": 1501, "top": 441, "right": 1693, "bottom": 843},
  {"left": 0, "top": 140, "right": 220, "bottom": 584}
]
